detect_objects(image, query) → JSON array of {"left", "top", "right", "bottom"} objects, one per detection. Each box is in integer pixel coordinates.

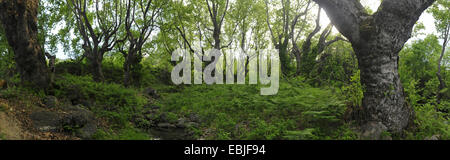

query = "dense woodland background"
[{"left": 0, "top": 0, "right": 448, "bottom": 140}]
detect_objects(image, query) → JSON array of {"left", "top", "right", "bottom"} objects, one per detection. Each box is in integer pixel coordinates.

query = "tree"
[
  {"left": 0, "top": 0, "right": 50, "bottom": 89},
  {"left": 119, "top": 0, "right": 163, "bottom": 87},
  {"left": 265, "top": 0, "right": 310, "bottom": 75},
  {"left": 312, "top": 0, "right": 436, "bottom": 134},
  {"left": 429, "top": 0, "right": 449, "bottom": 104},
  {"left": 70, "top": 0, "right": 125, "bottom": 82},
  {"left": 206, "top": 0, "right": 230, "bottom": 51}
]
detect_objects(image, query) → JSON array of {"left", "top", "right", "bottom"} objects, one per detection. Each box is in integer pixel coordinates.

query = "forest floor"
[{"left": 0, "top": 98, "right": 78, "bottom": 140}]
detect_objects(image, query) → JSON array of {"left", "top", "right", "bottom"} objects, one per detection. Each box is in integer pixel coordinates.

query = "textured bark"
[
  {"left": 313, "top": 0, "right": 436, "bottom": 133},
  {"left": 0, "top": 0, "right": 49, "bottom": 89}
]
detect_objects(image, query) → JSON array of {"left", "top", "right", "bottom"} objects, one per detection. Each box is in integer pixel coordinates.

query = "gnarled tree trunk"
[
  {"left": 313, "top": 0, "right": 436, "bottom": 134},
  {"left": 0, "top": 0, "right": 49, "bottom": 89}
]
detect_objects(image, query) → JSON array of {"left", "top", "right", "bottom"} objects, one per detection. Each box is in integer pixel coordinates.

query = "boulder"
[
  {"left": 30, "top": 111, "right": 61, "bottom": 132},
  {"left": 176, "top": 118, "right": 187, "bottom": 128},
  {"left": 157, "top": 123, "right": 176, "bottom": 129},
  {"left": 359, "top": 121, "right": 390, "bottom": 140},
  {"left": 60, "top": 105, "right": 97, "bottom": 139}
]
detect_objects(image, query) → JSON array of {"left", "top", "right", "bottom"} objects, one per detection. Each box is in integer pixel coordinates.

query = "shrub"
[
  {"left": 157, "top": 78, "right": 351, "bottom": 140},
  {"left": 53, "top": 74, "right": 148, "bottom": 134}
]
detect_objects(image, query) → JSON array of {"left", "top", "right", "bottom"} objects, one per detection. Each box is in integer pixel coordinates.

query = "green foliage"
[
  {"left": 0, "top": 27, "right": 15, "bottom": 80},
  {"left": 0, "top": 0, "right": 447, "bottom": 140},
  {"left": 53, "top": 74, "right": 147, "bottom": 129},
  {"left": 283, "top": 128, "right": 317, "bottom": 140},
  {"left": 400, "top": 35, "right": 445, "bottom": 104},
  {"left": 406, "top": 103, "right": 450, "bottom": 140},
  {"left": 341, "top": 70, "right": 364, "bottom": 107},
  {"left": 428, "top": 0, "right": 449, "bottom": 39},
  {"left": 305, "top": 41, "right": 358, "bottom": 87},
  {"left": 93, "top": 124, "right": 151, "bottom": 140},
  {"left": 0, "top": 133, "right": 6, "bottom": 140},
  {"left": 158, "top": 78, "right": 353, "bottom": 140}
]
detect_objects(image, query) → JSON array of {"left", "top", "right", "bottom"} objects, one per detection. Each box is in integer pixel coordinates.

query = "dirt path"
[
  {"left": 0, "top": 111, "right": 29, "bottom": 140},
  {"left": 0, "top": 99, "right": 35, "bottom": 140},
  {"left": 0, "top": 99, "right": 77, "bottom": 140}
]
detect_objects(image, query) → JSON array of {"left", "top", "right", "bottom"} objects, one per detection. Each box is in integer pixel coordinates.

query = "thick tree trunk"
[
  {"left": 313, "top": 0, "right": 436, "bottom": 135},
  {"left": 353, "top": 38, "right": 411, "bottom": 133},
  {"left": 0, "top": 0, "right": 49, "bottom": 89}
]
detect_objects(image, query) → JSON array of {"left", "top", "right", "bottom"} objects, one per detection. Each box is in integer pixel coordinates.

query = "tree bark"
[
  {"left": 313, "top": 0, "right": 436, "bottom": 134},
  {"left": 0, "top": 0, "right": 49, "bottom": 89},
  {"left": 86, "top": 50, "right": 105, "bottom": 82}
]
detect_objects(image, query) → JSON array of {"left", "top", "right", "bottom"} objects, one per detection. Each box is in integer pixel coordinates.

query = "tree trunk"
[
  {"left": 87, "top": 52, "right": 104, "bottom": 82},
  {"left": 313, "top": 0, "right": 436, "bottom": 135},
  {"left": 123, "top": 52, "right": 141, "bottom": 87},
  {"left": 293, "top": 46, "right": 302, "bottom": 75},
  {"left": 353, "top": 37, "right": 412, "bottom": 133},
  {"left": 0, "top": 0, "right": 49, "bottom": 89},
  {"left": 124, "top": 59, "right": 131, "bottom": 87}
]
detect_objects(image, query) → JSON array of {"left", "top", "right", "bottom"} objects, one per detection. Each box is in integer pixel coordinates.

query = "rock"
[
  {"left": 30, "top": 111, "right": 61, "bottom": 132},
  {"left": 176, "top": 118, "right": 187, "bottom": 128},
  {"left": 157, "top": 123, "right": 176, "bottom": 129},
  {"left": 159, "top": 113, "right": 168, "bottom": 122},
  {"left": 359, "top": 121, "right": 389, "bottom": 140},
  {"left": 143, "top": 87, "right": 159, "bottom": 98},
  {"left": 78, "top": 122, "right": 98, "bottom": 139},
  {"left": 43, "top": 96, "right": 58, "bottom": 108},
  {"left": 425, "top": 135, "right": 440, "bottom": 140},
  {"left": 60, "top": 105, "right": 97, "bottom": 139}
]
